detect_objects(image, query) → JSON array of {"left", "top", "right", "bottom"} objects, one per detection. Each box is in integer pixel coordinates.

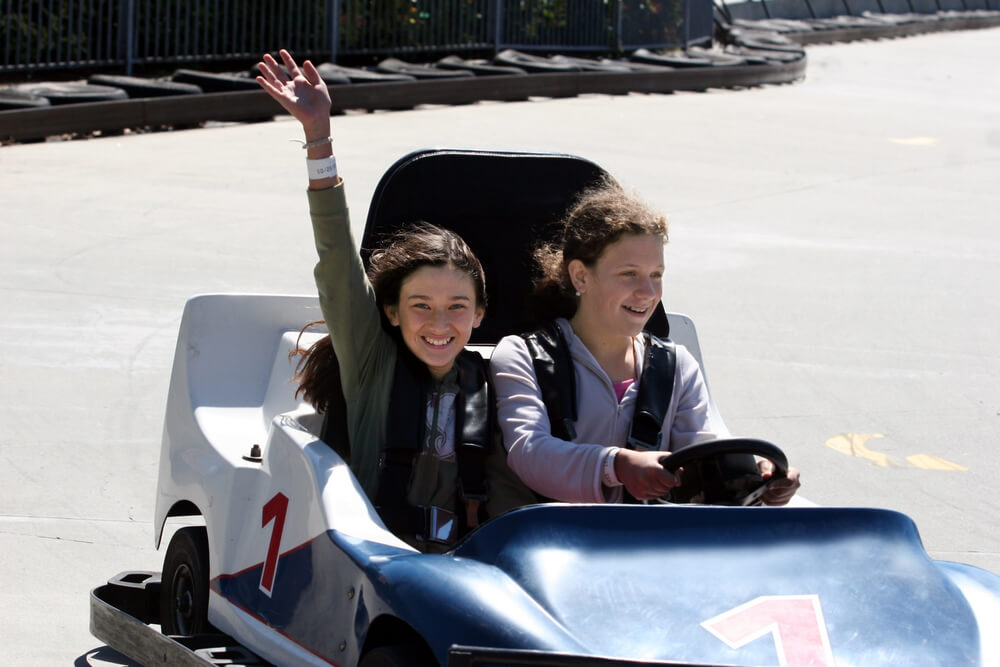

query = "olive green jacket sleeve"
[{"left": 306, "top": 184, "right": 397, "bottom": 497}]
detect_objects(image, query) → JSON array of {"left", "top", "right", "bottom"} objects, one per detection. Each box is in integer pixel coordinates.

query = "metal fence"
[{"left": 1, "top": 0, "right": 710, "bottom": 76}]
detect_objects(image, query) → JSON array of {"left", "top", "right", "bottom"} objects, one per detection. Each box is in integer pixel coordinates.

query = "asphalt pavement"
[{"left": 1, "top": 27, "right": 999, "bottom": 665}]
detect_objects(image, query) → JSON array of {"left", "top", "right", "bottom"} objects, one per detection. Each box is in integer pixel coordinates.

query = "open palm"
[{"left": 256, "top": 49, "right": 331, "bottom": 132}]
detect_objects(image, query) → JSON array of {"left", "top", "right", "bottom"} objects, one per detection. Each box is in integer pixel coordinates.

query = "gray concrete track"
[{"left": 1, "top": 28, "right": 998, "bottom": 665}]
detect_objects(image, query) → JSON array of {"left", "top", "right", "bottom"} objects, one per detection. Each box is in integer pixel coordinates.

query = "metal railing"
[{"left": 1, "top": 0, "right": 709, "bottom": 76}]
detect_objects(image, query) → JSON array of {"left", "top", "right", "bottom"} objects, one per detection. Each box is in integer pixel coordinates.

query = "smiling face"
[
  {"left": 568, "top": 233, "right": 664, "bottom": 341},
  {"left": 383, "top": 264, "right": 485, "bottom": 380}
]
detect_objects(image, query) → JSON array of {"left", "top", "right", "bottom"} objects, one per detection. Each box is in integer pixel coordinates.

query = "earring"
[{"left": 575, "top": 290, "right": 581, "bottom": 297}]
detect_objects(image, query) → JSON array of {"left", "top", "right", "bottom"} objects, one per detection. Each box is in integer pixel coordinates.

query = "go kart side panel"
[
  {"left": 154, "top": 293, "right": 412, "bottom": 665},
  {"left": 155, "top": 293, "right": 325, "bottom": 549},
  {"left": 208, "top": 413, "right": 415, "bottom": 667}
]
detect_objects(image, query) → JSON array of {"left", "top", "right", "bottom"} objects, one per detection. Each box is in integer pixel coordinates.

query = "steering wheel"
[{"left": 657, "top": 438, "right": 788, "bottom": 506}]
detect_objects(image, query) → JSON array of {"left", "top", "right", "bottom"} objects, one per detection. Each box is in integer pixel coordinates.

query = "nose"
[
  {"left": 430, "top": 308, "right": 450, "bottom": 329},
  {"left": 637, "top": 276, "right": 660, "bottom": 299}
]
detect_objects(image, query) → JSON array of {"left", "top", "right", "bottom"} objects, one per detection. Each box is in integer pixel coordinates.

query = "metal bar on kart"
[{"left": 90, "top": 571, "right": 268, "bottom": 667}]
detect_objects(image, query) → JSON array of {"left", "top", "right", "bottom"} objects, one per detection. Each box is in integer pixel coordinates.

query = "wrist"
[
  {"left": 602, "top": 447, "right": 623, "bottom": 488},
  {"left": 306, "top": 155, "right": 338, "bottom": 181},
  {"left": 302, "top": 121, "right": 331, "bottom": 141}
]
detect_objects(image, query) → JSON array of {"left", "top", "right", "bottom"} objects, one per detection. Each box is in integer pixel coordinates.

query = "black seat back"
[{"left": 361, "top": 149, "right": 669, "bottom": 343}]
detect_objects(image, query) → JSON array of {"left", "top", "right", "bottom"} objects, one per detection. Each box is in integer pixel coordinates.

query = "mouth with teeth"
[
  {"left": 422, "top": 335, "right": 455, "bottom": 348},
  {"left": 624, "top": 305, "right": 649, "bottom": 315}
]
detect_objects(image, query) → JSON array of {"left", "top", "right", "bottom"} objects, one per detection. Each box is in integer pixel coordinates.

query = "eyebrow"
[{"left": 406, "top": 294, "right": 472, "bottom": 301}]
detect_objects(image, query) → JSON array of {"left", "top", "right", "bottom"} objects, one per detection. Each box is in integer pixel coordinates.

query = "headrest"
[{"left": 361, "top": 149, "right": 668, "bottom": 344}]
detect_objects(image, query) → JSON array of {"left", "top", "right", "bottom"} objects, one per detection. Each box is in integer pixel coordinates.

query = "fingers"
[
  {"left": 279, "top": 48, "right": 302, "bottom": 78},
  {"left": 257, "top": 53, "right": 282, "bottom": 82},
  {"left": 302, "top": 59, "right": 323, "bottom": 87},
  {"left": 763, "top": 468, "right": 801, "bottom": 506}
]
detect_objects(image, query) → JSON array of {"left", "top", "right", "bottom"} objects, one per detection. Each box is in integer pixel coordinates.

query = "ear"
[
  {"left": 567, "top": 258, "right": 589, "bottom": 294},
  {"left": 472, "top": 306, "right": 485, "bottom": 329},
  {"left": 383, "top": 303, "right": 400, "bottom": 327}
]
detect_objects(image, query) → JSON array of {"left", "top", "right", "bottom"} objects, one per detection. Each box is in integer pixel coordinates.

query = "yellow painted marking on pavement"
[
  {"left": 826, "top": 434, "right": 967, "bottom": 471},
  {"left": 825, "top": 433, "right": 895, "bottom": 467},
  {"left": 905, "top": 454, "right": 967, "bottom": 471},
  {"left": 889, "top": 136, "right": 937, "bottom": 146}
]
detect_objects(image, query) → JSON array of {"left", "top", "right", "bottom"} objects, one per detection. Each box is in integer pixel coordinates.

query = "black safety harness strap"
[
  {"left": 627, "top": 333, "right": 676, "bottom": 452},
  {"left": 520, "top": 321, "right": 577, "bottom": 441},
  {"left": 375, "top": 348, "right": 491, "bottom": 546},
  {"left": 522, "top": 323, "right": 677, "bottom": 504}
]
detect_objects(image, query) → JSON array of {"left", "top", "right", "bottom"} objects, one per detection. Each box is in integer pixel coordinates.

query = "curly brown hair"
[
  {"left": 293, "top": 222, "right": 486, "bottom": 412},
  {"left": 530, "top": 177, "right": 669, "bottom": 321}
]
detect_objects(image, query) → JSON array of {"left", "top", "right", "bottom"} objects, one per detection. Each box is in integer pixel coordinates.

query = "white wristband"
[
  {"left": 306, "top": 156, "right": 338, "bottom": 180},
  {"left": 602, "top": 447, "right": 623, "bottom": 488}
]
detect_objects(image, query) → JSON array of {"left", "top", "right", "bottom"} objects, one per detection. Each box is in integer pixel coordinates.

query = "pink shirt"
[{"left": 612, "top": 378, "right": 635, "bottom": 403}]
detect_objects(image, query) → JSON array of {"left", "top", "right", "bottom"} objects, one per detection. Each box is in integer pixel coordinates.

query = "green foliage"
[
  {"left": 2, "top": 0, "right": 693, "bottom": 74},
  {"left": 620, "top": 0, "right": 685, "bottom": 47},
  {"left": 2, "top": 1, "right": 115, "bottom": 65}
]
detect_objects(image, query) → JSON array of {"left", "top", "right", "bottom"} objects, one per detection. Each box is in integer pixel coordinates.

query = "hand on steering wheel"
[
  {"left": 614, "top": 449, "right": 681, "bottom": 501},
  {"left": 657, "top": 438, "right": 793, "bottom": 506}
]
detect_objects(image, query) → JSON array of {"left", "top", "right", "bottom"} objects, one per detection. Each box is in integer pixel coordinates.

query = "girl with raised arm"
[{"left": 256, "top": 50, "right": 529, "bottom": 550}]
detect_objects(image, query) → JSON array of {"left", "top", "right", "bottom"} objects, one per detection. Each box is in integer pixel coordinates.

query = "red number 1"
[
  {"left": 701, "top": 595, "right": 834, "bottom": 666},
  {"left": 259, "top": 492, "right": 289, "bottom": 596}
]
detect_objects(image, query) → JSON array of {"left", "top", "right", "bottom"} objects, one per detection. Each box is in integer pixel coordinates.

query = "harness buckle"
[
  {"left": 416, "top": 505, "right": 457, "bottom": 545},
  {"left": 627, "top": 431, "right": 663, "bottom": 451}
]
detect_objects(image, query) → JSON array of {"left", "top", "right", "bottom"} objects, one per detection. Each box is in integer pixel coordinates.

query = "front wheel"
[{"left": 160, "top": 526, "right": 211, "bottom": 635}]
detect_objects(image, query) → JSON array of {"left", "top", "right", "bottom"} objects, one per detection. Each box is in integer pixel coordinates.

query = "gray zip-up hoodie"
[{"left": 490, "top": 318, "right": 722, "bottom": 503}]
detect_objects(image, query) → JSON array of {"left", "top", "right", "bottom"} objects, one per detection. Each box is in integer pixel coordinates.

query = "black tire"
[
  {"left": 376, "top": 57, "right": 474, "bottom": 80},
  {"left": 359, "top": 643, "right": 437, "bottom": 667},
  {"left": 0, "top": 89, "right": 51, "bottom": 110},
  {"left": 630, "top": 48, "right": 715, "bottom": 68},
  {"left": 88, "top": 74, "right": 203, "bottom": 98},
  {"left": 437, "top": 55, "right": 526, "bottom": 76},
  {"left": 316, "top": 62, "right": 414, "bottom": 84},
  {"left": 493, "top": 49, "right": 581, "bottom": 73},
  {"left": 13, "top": 82, "right": 128, "bottom": 105},
  {"left": 160, "top": 526, "right": 211, "bottom": 636},
  {"left": 171, "top": 69, "right": 261, "bottom": 93}
]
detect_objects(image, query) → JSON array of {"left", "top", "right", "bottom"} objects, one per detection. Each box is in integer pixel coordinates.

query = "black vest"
[
  {"left": 320, "top": 346, "right": 492, "bottom": 545},
  {"left": 520, "top": 321, "right": 676, "bottom": 503}
]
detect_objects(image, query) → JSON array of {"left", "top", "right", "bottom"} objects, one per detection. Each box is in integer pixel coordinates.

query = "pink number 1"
[
  {"left": 701, "top": 595, "right": 834, "bottom": 666},
  {"left": 259, "top": 492, "right": 289, "bottom": 596}
]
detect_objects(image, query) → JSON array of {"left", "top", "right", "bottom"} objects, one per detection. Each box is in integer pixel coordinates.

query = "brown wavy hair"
[
  {"left": 529, "top": 177, "right": 669, "bottom": 322},
  {"left": 293, "top": 223, "right": 486, "bottom": 412}
]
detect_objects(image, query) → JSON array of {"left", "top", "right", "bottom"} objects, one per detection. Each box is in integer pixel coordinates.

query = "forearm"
[
  {"left": 491, "top": 337, "right": 609, "bottom": 502},
  {"left": 308, "top": 186, "right": 385, "bottom": 388},
  {"left": 303, "top": 119, "right": 340, "bottom": 191}
]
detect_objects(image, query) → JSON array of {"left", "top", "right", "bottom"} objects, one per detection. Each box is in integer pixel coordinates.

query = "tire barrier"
[
  {"left": 4, "top": 0, "right": 997, "bottom": 147},
  {"left": 0, "top": 47, "right": 806, "bottom": 143},
  {"left": 717, "top": 0, "right": 1000, "bottom": 45}
]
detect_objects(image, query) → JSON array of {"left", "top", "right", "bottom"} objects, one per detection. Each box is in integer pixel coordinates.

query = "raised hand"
[{"left": 256, "top": 49, "right": 332, "bottom": 139}]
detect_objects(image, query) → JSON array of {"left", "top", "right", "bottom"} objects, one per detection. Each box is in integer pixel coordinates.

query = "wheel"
[
  {"left": 160, "top": 526, "right": 211, "bottom": 635},
  {"left": 359, "top": 643, "right": 437, "bottom": 667},
  {"left": 659, "top": 438, "right": 788, "bottom": 506}
]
